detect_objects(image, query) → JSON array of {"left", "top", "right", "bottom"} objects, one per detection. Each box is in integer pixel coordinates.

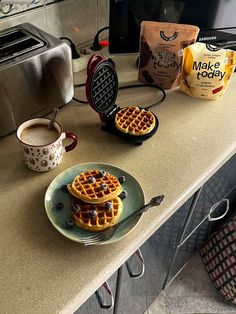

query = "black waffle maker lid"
[
  {"left": 86, "top": 54, "right": 119, "bottom": 121},
  {"left": 85, "top": 54, "right": 159, "bottom": 144}
]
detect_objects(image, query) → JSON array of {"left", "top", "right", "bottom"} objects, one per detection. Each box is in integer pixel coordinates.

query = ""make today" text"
[{"left": 193, "top": 61, "right": 226, "bottom": 80}]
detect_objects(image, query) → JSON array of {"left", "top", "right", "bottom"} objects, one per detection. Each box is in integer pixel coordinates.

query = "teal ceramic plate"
[{"left": 44, "top": 162, "right": 145, "bottom": 245}]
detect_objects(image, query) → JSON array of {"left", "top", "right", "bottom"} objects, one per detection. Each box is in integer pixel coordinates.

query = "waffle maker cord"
[{"left": 73, "top": 83, "right": 166, "bottom": 109}]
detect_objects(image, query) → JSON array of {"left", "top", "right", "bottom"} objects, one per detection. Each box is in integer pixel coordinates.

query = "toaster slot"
[
  {"left": 0, "top": 36, "right": 45, "bottom": 63},
  {"left": 0, "top": 30, "right": 27, "bottom": 48}
]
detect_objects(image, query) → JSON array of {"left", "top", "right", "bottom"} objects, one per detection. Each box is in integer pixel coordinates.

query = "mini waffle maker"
[{"left": 86, "top": 54, "right": 159, "bottom": 144}]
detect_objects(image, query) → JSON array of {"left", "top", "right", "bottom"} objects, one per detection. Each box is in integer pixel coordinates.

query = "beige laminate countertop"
[{"left": 1, "top": 54, "right": 236, "bottom": 314}]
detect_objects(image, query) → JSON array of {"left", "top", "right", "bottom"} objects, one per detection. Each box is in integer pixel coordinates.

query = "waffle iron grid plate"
[{"left": 90, "top": 61, "right": 118, "bottom": 115}]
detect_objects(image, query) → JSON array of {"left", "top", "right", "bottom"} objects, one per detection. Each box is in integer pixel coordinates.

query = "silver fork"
[{"left": 80, "top": 194, "right": 164, "bottom": 246}]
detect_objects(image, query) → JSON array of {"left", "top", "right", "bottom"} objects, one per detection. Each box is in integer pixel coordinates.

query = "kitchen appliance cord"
[
  {"left": 59, "top": 36, "right": 166, "bottom": 109},
  {"left": 73, "top": 83, "right": 166, "bottom": 109}
]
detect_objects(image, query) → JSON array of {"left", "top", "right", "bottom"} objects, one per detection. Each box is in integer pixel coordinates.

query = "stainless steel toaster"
[{"left": 0, "top": 23, "right": 74, "bottom": 136}]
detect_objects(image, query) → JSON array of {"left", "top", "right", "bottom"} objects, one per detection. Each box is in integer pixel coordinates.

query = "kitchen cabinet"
[
  {"left": 182, "top": 154, "right": 236, "bottom": 241},
  {"left": 164, "top": 199, "right": 235, "bottom": 288},
  {"left": 164, "top": 154, "right": 236, "bottom": 287},
  {"left": 75, "top": 272, "right": 117, "bottom": 314},
  {"left": 113, "top": 197, "right": 194, "bottom": 314}
]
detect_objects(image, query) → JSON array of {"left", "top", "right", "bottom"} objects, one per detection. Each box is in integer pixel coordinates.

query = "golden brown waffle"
[
  {"left": 114, "top": 106, "right": 156, "bottom": 136},
  {"left": 71, "top": 197, "right": 123, "bottom": 232},
  {"left": 67, "top": 169, "right": 122, "bottom": 204}
]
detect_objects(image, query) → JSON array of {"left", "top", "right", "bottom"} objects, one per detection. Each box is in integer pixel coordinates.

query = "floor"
[{"left": 146, "top": 253, "right": 236, "bottom": 314}]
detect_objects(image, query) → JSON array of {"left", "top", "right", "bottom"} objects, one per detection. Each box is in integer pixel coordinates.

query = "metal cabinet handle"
[
  {"left": 208, "top": 198, "right": 229, "bottom": 221},
  {"left": 177, "top": 198, "right": 230, "bottom": 247},
  {"left": 125, "top": 248, "right": 145, "bottom": 278},
  {"left": 95, "top": 281, "right": 114, "bottom": 309}
]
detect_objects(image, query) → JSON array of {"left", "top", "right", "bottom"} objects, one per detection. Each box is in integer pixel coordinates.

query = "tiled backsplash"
[
  {"left": 0, "top": 0, "right": 58, "bottom": 18},
  {"left": 0, "top": 0, "right": 109, "bottom": 46}
]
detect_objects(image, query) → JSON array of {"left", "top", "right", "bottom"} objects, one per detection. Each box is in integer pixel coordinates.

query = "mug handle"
[{"left": 63, "top": 132, "right": 78, "bottom": 152}]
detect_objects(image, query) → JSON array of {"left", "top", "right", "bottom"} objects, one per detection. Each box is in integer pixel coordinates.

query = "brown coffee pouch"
[{"left": 138, "top": 21, "right": 199, "bottom": 89}]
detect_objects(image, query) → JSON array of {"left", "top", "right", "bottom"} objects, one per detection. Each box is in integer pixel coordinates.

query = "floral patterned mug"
[{"left": 16, "top": 118, "right": 78, "bottom": 172}]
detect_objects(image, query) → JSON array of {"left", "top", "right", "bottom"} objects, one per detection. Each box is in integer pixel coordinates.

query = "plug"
[
  {"left": 59, "top": 36, "right": 83, "bottom": 72},
  {"left": 59, "top": 37, "right": 80, "bottom": 59},
  {"left": 90, "top": 26, "right": 109, "bottom": 51}
]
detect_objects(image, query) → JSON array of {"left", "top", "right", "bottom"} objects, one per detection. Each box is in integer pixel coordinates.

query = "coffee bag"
[
  {"left": 180, "top": 42, "right": 236, "bottom": 99},
  {"left": 138, "top": 21, "right": 199, "bottom": 89}
]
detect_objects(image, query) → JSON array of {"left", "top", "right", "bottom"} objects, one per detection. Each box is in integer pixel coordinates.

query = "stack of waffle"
[{"left": 67, "top": 170, "right": 124, "bottom": 232}]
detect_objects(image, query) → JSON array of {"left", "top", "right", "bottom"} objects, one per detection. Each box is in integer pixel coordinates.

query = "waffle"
[
  {"left": 115, "top": 106, "right": 156, "bottom": 136},
  {"left": 67, "top": 169, "right": 122, "bottom": 204},
  {"left": 71, "top": 197, "right": 123, "bottom": 232}
]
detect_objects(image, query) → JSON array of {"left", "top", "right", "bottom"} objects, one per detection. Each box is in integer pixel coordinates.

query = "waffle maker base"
[
  {"left": 101, "top": 109, "right": 159, "bottom": 145},
  {"left": 86, "top": 54, "right": 159, "bottom": 145}
]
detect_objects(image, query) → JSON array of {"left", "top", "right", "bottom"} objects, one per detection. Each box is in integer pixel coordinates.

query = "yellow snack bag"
[{"left": 180, "top": 42, "right": 236, "bottom": 99}]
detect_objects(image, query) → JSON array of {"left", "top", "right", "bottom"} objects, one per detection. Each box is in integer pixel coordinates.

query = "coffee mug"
[{"left": 16, "top": 118, "right": 78, "bottom": 172}]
